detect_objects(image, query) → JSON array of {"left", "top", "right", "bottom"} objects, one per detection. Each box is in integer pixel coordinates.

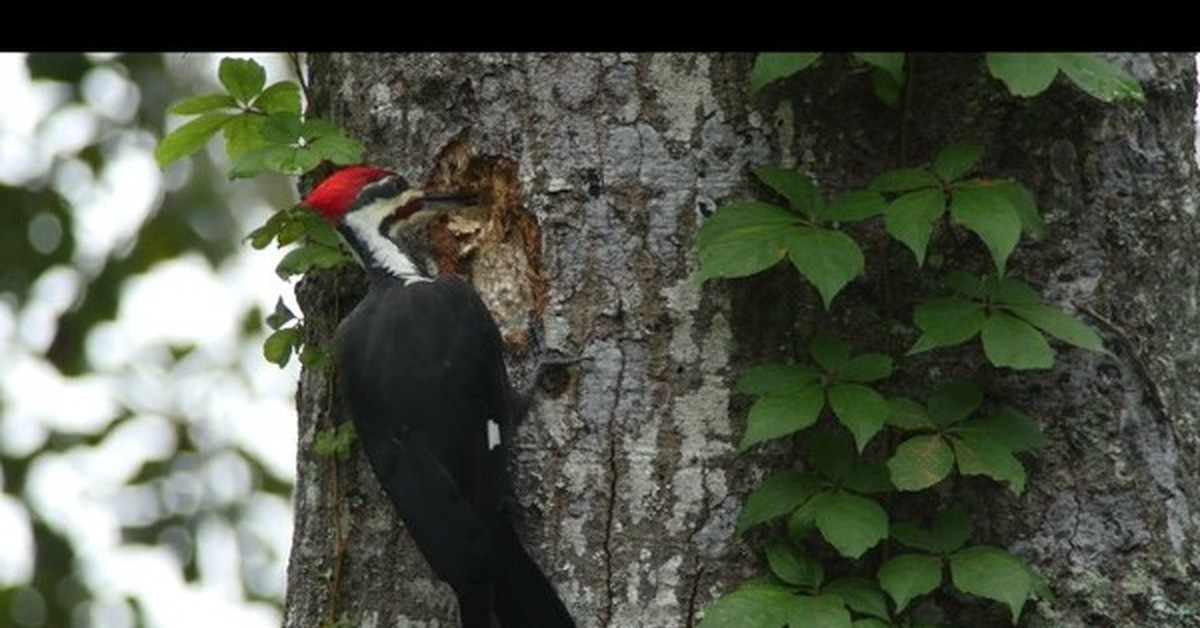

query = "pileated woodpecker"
[{"left": 302, "top": 166, "right": 575, "bottom": 628}]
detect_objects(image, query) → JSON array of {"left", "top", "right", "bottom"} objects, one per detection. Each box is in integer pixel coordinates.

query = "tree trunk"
[{"left": 283, "top": 53, "right": 1200, "bottom": 627}]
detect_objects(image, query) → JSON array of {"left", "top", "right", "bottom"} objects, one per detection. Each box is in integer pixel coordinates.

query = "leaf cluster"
[
  {"left": 699, "top": 52, "right": 1134, "bottom": 628},
  {"left": 157, "top": 57, "right": 365, "bottom": 369},
  {"left": 156, "top": 58, "right": 364, "bottom": 178},
  {"left": 751, "top": 53, "right": 1143, "bottom": 105}
]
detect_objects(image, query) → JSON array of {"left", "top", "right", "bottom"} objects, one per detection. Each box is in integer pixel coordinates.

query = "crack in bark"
[
  {"left": 684, "top": 562, "right": 705, "bottom": 628},
  {"left": 601, "top": 348, "right": 626, "bottom": 627},
  {"left": 1067, "top": 494, "right": 1083, "bottom": 559},
  {"left": 682, "top": 462, "right": 712, "bottom": 628}
]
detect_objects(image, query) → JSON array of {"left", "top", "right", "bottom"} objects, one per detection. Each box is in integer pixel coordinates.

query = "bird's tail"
[{"left": 489, "top": 517, "right": 576, "bottom": 628}]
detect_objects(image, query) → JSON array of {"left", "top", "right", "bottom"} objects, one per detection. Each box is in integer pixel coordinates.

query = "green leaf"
[
  {"left": 299, "top": 345, "right": 332, "bottom": 369},
  {"left": 842, "top": 461, "right": 893, "bottom": 494},
  {"left": 254, "top": 81, "right": 302, "bottom": 114},
  {"left": 956, "top": 406, "right": 1046, "bottom": 453},
  {"left": 276, "top": 214, "right": 306, "bottom": 246},
  {"left": 986, "top": 53, "right": 1060, "bottom": 98},
  {"left": 870, "top": 168, "right": 940, "bottom": 193},
  {"left": 298, "top": 211, "right": 344, "bottom": 248},
  {"left": 262, "top": 112, "right": 304, "bottom": 144},
  {"left": 927, "top": 381, "right": 983, "bottom": 427},
  {"left": 828, "top": 384, "right": 889, "bottom": 451},
  {"left": 229, "top": 145, "right": 278, "bottom": 179},
  {"left": 737, "top": 472, "right": 822, "bottom": 534},
  {"left": 695, "top": 202, "right": 797, "bottom": 281},
  {"left": 785, "top": 227, "right": 864, "bottom": 309},
  {"left": 944, "top": 270, "right": 985, "bottom": 299},
  {"left": 989, "top": 276, "right": 1042, "bottom": 306},
  {"left": 155, "top": 112, "right": 233, "bottom": 167},
  {"left": 950, "top": 182, "right": 1022, "bottom": 275},
  {"left": 806, "top": 430, "right": 855, "bottom": 481},
  {"left": 870, "top": 67, "right": 902, "bottom": 107},
  {"left": 699, "top": 581, "right": 795, "bottom": 628},
  {"left": 810, "top": 332, "right": 851, "bottom": 373},
  {"left": 264, "top": 297, "right": 295, "bottom": 330},
  {"left": 852, "top": 620, "right": 891, "bottom": 628},
  {"left": 980, "top": 312, "right": 1054, "bottom": 370},
  {"left": 788, "top": 499, "right": 819, "bottom": 541},
  {"left": 891, "top": 509, "right": 973, "bottom": 554},
  {"left": 888, "top": 435, "right": 954, "bottom": 492},
  {"left": 265, "top": 146, "right": 323, "bottom": 175},
  {"left": 949, "top": 546, "right": 1038, "bottom": 624},
  {"left": 219, "top": 57, "right": 267, "bottom": 104},
  {"left": 1055, "top": 53, "right": 1144, "bottom": 103},
  {"left": 750, "top": 53, "right": 822, "bottom": 96},
  {"left": 990, "top": 180, "right": 1046, "bottom": 238},
  {"left": 1005, "top": 304, "right": 1106, "bottom": 352},
  {"left": 951, "top": 432, "right": 1028, "bottom": 494},
  {"left": 275, "top": 243, "right": 352, "bottom": 279},
  {"left": 932, "top": 142, "right": 984, "bottom": 182},
  {"left": 887, "top": 397, "right": 934, "bottom": 430},
  {"left": 740, "top": 388, "right": 825, "bottom": 451},
  {"left": 823, "top": 578, "right": 890, "bottom": 621},
  {"left": 247, "top": 210, "right": 288, "bottom": 249},
  {"left": 754, "top": 167, "right": 823, "bottom": 217},
  {"left": 300, "top": 118, "right": 343, "bottom": 139},
  {"left": 855, "top": 52, "right": 904, "bottom": 108},
  {"left": 788, "top": 594, "right": 853, "bottom": 628},
  {"left": 909, "top": 297, "right": 986, "bottom": 354},
  {"left": 765, "top": 542, "right": 824, "bottom": 589},
  {"left": 263, "top": 327, "right": 299, "bottom": 367},
  {"left": 314, "top": 422, "right": 357, "bottom": 460},
  {"left": 223, "top": 114, "right": 268, "bottom": 163},
  {"left": 837, "top": 353, "right": 893, "bottom": 383},
  {"left": 823, "top": 191, "right": 886, "bottom": 222},
  {"left": 878, "top": 553, "right": 943, "bottom": 613},
  {"left": 810, "top": 491, "right": 888, "bottom": 559},
  {"left": 854, "top": 53, "right": 905, "bottom": 85},
  {"left": 309, "top": 134, "right": 366, "bottom": 166},
  {"left": 884, "top": 188, "right": 945, "bottom": 265},
  {"left": 170, "top": 93, "right": 238, "bottom": 115},
  {"left": 736, "top": 364, "right": 823, "bottom": 395}
]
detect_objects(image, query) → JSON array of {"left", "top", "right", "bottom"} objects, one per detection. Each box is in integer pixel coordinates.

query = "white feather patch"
[
  {"left": 487, "top": 420, "right": 502, "bottom": 450},
  {"left": 342, "top": 191, "right": 425, "bottom": 280}
]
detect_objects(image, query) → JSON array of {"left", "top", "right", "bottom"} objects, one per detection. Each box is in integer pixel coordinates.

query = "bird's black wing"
[
  {"left": 335, "top": 276, "right": 508, "bottom": 580},
  {"left": 335, "top": 274, "right": 574, "bottom": 627}
]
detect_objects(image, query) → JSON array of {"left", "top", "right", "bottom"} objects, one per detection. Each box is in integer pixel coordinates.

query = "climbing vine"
[
  {"left": 697, "top": 53, "right": 1141, "bottom": 627},
  {"left": 156, "top": 55, "right": 362, "bottom": 372}
]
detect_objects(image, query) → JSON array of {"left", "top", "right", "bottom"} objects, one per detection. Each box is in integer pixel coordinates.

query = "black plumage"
[{"left": 314, "top": 167, "right": 575, "bottom": 628}]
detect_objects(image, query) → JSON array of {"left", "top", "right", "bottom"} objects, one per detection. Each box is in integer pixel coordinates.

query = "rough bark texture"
[{"left": 283, "top": 53, "right": 1199, "bottom": 628}]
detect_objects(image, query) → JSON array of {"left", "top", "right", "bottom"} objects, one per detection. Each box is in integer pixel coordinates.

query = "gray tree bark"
[{"left": 283, "top": 53, "right": 1200, "bottom": 627}]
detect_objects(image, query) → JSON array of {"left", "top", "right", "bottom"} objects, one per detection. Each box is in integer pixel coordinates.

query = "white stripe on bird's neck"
[{"left": 342, "top": 190, "right": 432, "bottom": 284}]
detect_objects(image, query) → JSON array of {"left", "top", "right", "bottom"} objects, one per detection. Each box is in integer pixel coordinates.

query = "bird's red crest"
[{"left": 303, "top": 166, "right": 394, "bottom": 223}]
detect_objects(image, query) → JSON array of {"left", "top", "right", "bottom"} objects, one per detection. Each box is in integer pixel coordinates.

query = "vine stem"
[
  {"left": 325, "top": 271, "right": 348, "bottom": 624},
  {"left": 898, "top": 54, "right": 917, "bottom": 170},
  {"left": 289, "top": 52, "right": 313, "bottom": 113},
  {"left": 883, "top": 54, "right": 919, "bottom": 321}
]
